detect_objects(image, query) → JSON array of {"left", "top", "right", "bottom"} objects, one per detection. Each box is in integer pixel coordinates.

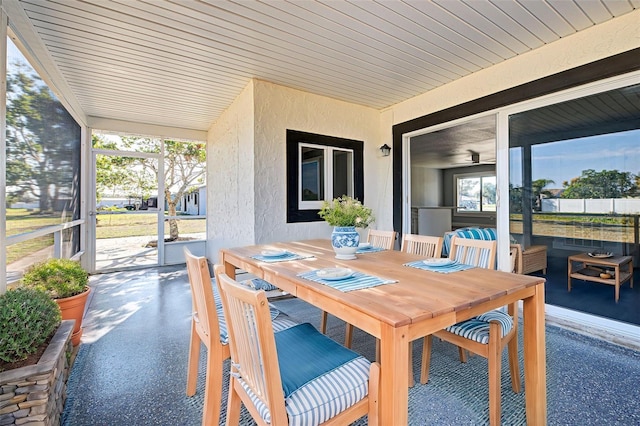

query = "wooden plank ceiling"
[{"left": 10, "top": 0, "right": 639, "bottom": 132}]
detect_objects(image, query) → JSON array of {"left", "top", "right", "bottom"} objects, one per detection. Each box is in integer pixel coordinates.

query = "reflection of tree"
[
  {"left": 562, "top": 169, "right": 637, "bottom": 199},
  {"left": 510, "top": 179, "right": 554, "bottom": 213},
  {"left": 6, "top": 62, "right": 80, "bottom": 212},
  {"left": 482, "top": 181, "right": 496, "bottom": 205},
  {"left": 509, "top": 184, "right": 523, "bottom": 213},
  {"left": 532, "top": 179, "right": 555, "bottom": 211}
]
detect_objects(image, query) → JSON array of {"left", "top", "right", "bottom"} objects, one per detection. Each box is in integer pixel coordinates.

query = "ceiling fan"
[{"left": 451, "top": 150, "right": 495, "bottom": 166}]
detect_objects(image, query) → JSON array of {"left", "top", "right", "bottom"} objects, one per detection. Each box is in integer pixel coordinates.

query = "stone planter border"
[{"left": 0, "top": 320, "right": 74, "bottom": 426}]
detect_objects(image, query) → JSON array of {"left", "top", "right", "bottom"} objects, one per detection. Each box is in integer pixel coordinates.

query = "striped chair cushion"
[
  {"left": 245, "top": 277, "right": 279, "bottom": 291},
  {"left": 236, "top": 323, "right": 371, "bottom": 426},
  {"left": 211, "top": 283, "right": 293, "bottom": 344},
  {"left": 455, "top": 227, "right": 497, "bottom": 241},
  {"left": 450, "top": 245, "right": 493, "bottom": 269},
  {"left": 238, "top": 324, "right": 371, "bottom": 426},
  {"left": 444, "top": 309, "right": 513, "bottom": 344}
]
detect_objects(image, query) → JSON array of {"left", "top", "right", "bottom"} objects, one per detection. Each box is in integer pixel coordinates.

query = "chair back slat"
[
  {"left": 367, "top": 229, "right": 397, "bottom": 250},
  {"left": 185, "top": 249, "right": 220, "bottom": 345},
  {"left": 401, "top": 234, "right": 444, "bottom": 258},
  {"left": 214, "top": 267, "right": 289, "bottom": 424},
  {"left": 448, "top": 235, "right": 496, "bottom": 269}
]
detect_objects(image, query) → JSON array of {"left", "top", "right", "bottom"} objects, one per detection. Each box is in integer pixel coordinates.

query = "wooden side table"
[{"left": 567, "top": 253, "right": 634, "bottom": 302}]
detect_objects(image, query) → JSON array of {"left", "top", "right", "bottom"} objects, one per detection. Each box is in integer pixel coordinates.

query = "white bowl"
[
  {"left": 261, "top": 249, "right": 287, "bottom": 258},
  {"left": 316, "top": 267, "right": 353, "bottom": 280}
]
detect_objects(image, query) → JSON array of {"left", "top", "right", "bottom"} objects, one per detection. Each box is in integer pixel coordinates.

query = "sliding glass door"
[{"left": 507, "top": 81, "right": 640, "bottom": 326}]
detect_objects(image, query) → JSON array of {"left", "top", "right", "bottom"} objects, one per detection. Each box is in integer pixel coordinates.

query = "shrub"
[
  {"left": 21, "top": 258, "right": 88, "bottom": 299},
  {"left": 0, "top": 287, "right": 61, "bottom": 367}
]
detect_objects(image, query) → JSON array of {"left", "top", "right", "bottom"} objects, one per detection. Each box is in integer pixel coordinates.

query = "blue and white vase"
[{"left": 331, "top": 226, "right": 360, "bottom": 260}]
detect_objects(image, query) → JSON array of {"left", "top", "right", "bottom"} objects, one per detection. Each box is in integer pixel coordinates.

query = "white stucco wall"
[
  {"left": 207, "top": 80, "right": 381, "bottom": 261},
  {"left": 206, "top": 82, "right": 256, "bottom": 261},
  {"left": 252, "top": 80, "right": 381, "bottom": 244}
]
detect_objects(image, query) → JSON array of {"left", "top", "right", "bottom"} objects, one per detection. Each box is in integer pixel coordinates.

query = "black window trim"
[{"left": 287, "top": 129, "right": 364, "bottom": 223}]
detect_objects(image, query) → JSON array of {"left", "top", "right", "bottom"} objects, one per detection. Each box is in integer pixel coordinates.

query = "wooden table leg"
[
  {"left": 567, "top": 258, "right": 572, "bottom": 292},
  {"left": 523, "top": 283, "right": 547, "bottom": 425},
  {"left": 615, "top": 265, "right": 620, "bottom": 303},
  {"left": 379, "top": 323, "right": 409, "bottom": 425}
]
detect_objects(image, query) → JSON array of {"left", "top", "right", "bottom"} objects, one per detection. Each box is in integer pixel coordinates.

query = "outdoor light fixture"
[{"left": 380, "top": 144, "right": 391, "bottom": 157}]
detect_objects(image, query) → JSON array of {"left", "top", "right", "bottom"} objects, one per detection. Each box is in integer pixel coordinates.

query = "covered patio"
[
  {"left": 2, "top": 1, "right": 640, "bottom": 425},
  {"left": 63, "top": 265, "right": 640, "bottom": 425}
]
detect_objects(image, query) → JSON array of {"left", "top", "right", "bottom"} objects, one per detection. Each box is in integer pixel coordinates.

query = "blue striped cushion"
[
  {"left": 455, "top": 227, "right": 497, "bottom": 241},
  {"left": 444, "top": 309, "right": 513, "bottom": 344},
  {"left": 450, "top": 245, "right": 493, "bottom": 269},
  {"left": 239, "top": 356, "right": 371, "bottom": 426},
  {"left": 245, "top": 278, "right": 279, "bottom": 291},
  {"left": 275, "top": 323, "right": 360, "bottom": 397},
  {"left": 443, "top": 227, "right": 496, "bottom": 256},
  {"left": 211, "top": 284, "right": 291, "bottom": 344}
]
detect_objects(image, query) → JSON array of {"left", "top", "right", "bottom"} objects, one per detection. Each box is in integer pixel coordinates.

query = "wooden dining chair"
[
  {"left": 399, "top": 233, "right": 445, "bottom": 385},
  {"left": 419, "top": 236, "right": 521, "bottom": 426},
  {"left": 338, "top": 229, "right": 398, "bottom": 349},
  {"left": 214, "top": 265, "right": 380, "bottom": 426},
  {"left": 184, "top": 248, "right": 230, "bottom": 426},
  {"left": 367, "top": 229, "right": 397, "bottom": 250},
  {"left": 400, "top": 233, "right": 443, "bottom": 257},
  {"left": 185, "top": 249, "right": 298, "bottom": 425}
]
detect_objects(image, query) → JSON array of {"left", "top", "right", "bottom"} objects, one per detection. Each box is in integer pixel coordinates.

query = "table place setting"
[
  {"left": 404, "top": 258, "right": 475, "bottom": 273},
  {"left": 298, "top": 267, "right": 397, "bottom": 292},
  {"left": 355, "top": 242, "right": 386, "bottom": 254},
  {"left": 251, "top": 249, "right": 313, "bottom": 263}
]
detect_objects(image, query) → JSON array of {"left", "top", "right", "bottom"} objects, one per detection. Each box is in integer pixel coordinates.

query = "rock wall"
[{"left": 0, "top": 321, "right": 74, "bottom": 426}]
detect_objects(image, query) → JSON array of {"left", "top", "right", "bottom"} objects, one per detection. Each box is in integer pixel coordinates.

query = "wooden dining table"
[{"left": 220, "top": 239, "right": 547, "bottom": 425}]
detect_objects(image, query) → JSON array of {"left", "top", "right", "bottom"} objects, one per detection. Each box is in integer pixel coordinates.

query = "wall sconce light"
[{"left": 380, "top": 143, "right": 391, "bottom": 157}]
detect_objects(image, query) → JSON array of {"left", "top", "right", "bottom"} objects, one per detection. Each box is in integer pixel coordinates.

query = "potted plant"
[
  {"left": 21, "top": 258, "right": 90, "bottom": 346},
  {"left": 0, "top": 287, "right": 75, "bottom": 425},
  {"left": 318, "top": 195, "right": 374, "bottom": 259}
]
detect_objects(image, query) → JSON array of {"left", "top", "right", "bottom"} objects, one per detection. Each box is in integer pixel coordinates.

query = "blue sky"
[{"left": 510, "top": 129, "right": 640, "bottom": 189}]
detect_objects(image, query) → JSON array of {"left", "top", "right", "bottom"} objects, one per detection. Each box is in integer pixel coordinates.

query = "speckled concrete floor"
[
  {"left": 62, "top": 265, "right": 640, "bottom": 426},
  {"left": 62, "top": 265, "right": 201, "bottom": 426}
]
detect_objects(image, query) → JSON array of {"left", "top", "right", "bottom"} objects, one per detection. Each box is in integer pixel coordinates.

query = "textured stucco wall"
[
  {"left": 388, "top": 10, "right": 640, "bottom": 125},
  {"left": 252, "top": 80, "right": 381, "bottom": 244},
  {"left": 206, "top": 82, "right": 255, "bottom": 261},
  {"left": 207, "top": 80, "right": 380, "bottom": 262}
]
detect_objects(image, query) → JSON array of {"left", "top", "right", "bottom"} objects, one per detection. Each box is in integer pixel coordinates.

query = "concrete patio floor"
[{"left": 62, "top": 265, "right": 640, "bottom": 425}]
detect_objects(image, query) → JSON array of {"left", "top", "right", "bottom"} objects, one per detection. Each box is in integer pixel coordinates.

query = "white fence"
[{"left": 541, "top": 198, "right": 640, "bottom": 215}]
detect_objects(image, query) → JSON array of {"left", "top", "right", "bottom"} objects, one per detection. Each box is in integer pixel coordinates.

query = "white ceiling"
[{"left": 7, "top": 0, "right": 639, "bottom": 132}]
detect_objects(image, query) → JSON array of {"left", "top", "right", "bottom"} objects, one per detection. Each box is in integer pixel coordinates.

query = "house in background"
[{"left": 181, "top": 186, "right": 206, "bottom": 216}]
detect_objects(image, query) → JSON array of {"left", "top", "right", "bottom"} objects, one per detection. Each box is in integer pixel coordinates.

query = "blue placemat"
[
  {"left": 355, "top": 246, "right": 386, "bottom": 254},
  {"left": 297, "top": 270, "right": 397, "bottom": 292},
  {"left": 404, "top": 260, "right": 475, "bottom": 274},
  {"left": 251, "top": 252, "right": 313, "bottom": 263}
]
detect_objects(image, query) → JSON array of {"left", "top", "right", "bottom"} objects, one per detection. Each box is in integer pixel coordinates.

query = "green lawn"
[{"left": 6, "top": 209, "right": 205, "bottom": 264}]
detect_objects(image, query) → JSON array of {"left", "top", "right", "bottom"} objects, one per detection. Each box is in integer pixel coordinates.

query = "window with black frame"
[{"left": 286, "top": 130, "right": 364, "bottom": 223}]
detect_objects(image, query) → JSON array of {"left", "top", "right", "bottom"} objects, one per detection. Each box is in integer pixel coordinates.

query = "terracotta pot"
[{"left": 56, "top": 287, "right": 91, "bottom": 346}]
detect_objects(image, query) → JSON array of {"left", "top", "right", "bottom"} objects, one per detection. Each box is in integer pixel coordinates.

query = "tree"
[
  {"left": 93, "top": 135, "right": 138, "bottom": 202},
  {"left": 5, "top": 61, "right": 80, "bottom": 212},
  {"left": 562, "top": 169, "right": 638, "bottom": 199},
  {"left": 482, "top": 181, "right": 496, "bottom": 205},
  {"left": 96, "top": 136, "right": 206, "bottom": 240},
  {"left": 532, "top": 179, "right": 555, "bottom": 211}
]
